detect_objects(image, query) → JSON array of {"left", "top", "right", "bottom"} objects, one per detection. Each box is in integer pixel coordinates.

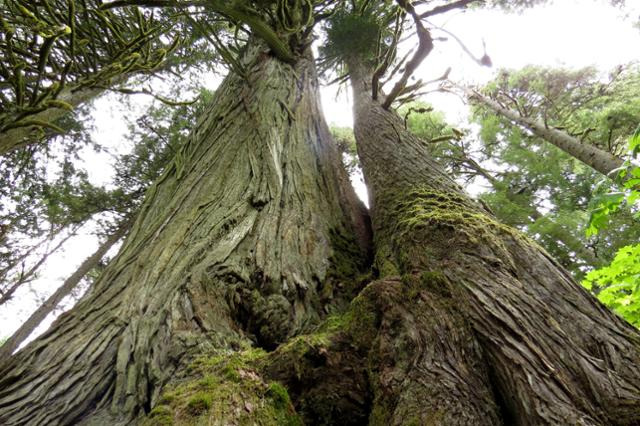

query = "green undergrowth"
[{"left": 142, "top": 348, "right": 302, "bottom": 426}]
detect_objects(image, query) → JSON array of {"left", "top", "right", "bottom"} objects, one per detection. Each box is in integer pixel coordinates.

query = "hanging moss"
[{"left": 322, "top": 12, "right": 382, "bottom": 63}]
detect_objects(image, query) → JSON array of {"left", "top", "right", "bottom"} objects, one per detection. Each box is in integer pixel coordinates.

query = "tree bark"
[
  {"left": 465, "top": 87, "right": 625, "bottom": 178},
  {"left": 348, "top": 61, "right": 640, "bottom": 425},
  {"left": 0, "top": 43, "right": 370, "bottom": 425},
  {"left": 0, "top": 220, "right": 130, "bottom": 360}
]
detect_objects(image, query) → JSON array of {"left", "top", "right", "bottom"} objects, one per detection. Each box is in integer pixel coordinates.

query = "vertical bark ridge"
[
  {"left": 0, "top": 44, "right": 370, "bottom": 426},
  {"left": 348, "top": 62, "right": 640, "bottom": 425},
  {"left": 362, "top": 277, "right": 501, "bottom": 425}
]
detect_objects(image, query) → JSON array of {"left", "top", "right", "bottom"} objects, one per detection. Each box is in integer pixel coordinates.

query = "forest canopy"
[{"left": 1, "top": 0, "right": 640, "bottom": 425}]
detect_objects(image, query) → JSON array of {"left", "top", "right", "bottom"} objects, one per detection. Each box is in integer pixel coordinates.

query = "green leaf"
[
  {"left": 630, "top": 124, "right": 640, "bottom": 157},
  {"left": 582, "top": 244, "right": 640, "bottom": 327}
]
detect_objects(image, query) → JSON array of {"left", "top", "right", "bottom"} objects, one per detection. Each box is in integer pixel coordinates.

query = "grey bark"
[
  {"left": 0, "top": 221, "right": 130, "bottom": 361},
  {"left": 465, "top": 87, "right": 625, "bottom": 178},
  {"left": 0, "top": 42, "right": 370, "bottom": 425},
  {"left": 349, "top": 61, "right": 640, "bottom": 425}
]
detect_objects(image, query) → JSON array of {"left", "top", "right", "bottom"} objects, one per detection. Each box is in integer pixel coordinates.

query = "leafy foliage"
[
  {"left": 587, "top": 125, "right": 640, "bottom": 235},
  {"left": 470, "top": 65, "right": 640, "bottom": 278},
  {"left": 582, "top": 244, "right": 640, "bottom": 327},
  {"left": 0, "top": 106, "right": 101, "bottom": 301},
  {"left": 321, "top": 10, "right": 389, "bottom": 65},
  {"left": 0, "top": 0, "right": 181, "bottom": 135},
  {"left": 114, "top": 87, "right": 216, "bottom": 205},
  {"left": 481, "top": 65, "right": 640, "bottom": 156}
]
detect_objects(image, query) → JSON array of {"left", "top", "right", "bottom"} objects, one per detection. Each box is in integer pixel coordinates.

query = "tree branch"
[
  {"left": 101, "top": 0, "right": 296, "bottom": 63},
  {"left": 382, "top": 1, "right": 434, "bottom": 109},
  {"left": 420, "top": 0, "right": 483, "bottom": 19}
]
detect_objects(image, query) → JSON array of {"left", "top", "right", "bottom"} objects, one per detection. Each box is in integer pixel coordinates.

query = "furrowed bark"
[
  {"left": 0, "top": 43, "right": 370, "bottom": 426},
  {"left": 465, "top": 87, "right": 625, "bottom": 178},
  {"left": 0, "top": 221, "right": 130, "bottom": 360},
  {"left": 263, "top": 276, "right": 500, "bottom": 426},
  {"left": 349, "top": 61, "right": 640, "bottom": 425}
]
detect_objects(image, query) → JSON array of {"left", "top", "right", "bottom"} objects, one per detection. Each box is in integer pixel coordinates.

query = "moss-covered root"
[
  {"left": 261, "top": 293, "right": 378, "bottom": 425},
  {"left": 140, "top": 348, "right": 302, "bottom": 426},
  {"left": 266, "top": 276, "right": 501, "bottom": 425},
  {"left": 143, "top": 273, "right": 501, "bottom": 426}
]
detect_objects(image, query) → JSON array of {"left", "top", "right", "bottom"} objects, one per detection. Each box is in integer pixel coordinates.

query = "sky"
[{"left": 1, "top": 0, "right": 639, "bottom": 345}]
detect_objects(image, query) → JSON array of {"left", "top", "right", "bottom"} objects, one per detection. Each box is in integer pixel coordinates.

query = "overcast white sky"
[{"left": 1, "top": 0, "right": 639, "bottom": 344}]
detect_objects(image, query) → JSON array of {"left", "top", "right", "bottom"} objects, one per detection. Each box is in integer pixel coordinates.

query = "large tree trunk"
[
  {"left": 0, "top": 43, "right": 370, "bottom": 425},
  {"left": 348, "top": 61, "right": 640, "bottom": 425},
  {"left": 0, "top": 220, "right": 130, "bottom": 360}
]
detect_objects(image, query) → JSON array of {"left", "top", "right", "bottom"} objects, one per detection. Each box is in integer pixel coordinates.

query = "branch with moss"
[{"left": 102, "top": 0, "right": 296, "bottom": 63}]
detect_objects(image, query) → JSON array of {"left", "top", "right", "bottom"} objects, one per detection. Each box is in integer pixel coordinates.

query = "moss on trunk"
[{"left": 347, "top": 59, "right": 640, "bottom": 425}]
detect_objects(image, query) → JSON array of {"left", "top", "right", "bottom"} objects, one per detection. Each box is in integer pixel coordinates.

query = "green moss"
[
  {"left": 186, "top": 392, "right": 212, "bottom": 415},
  {"left": 149, "top": 405, "right": 172, "bottom": 418},
  {"left": 328, "top": 229, "right": 362, "bottom": 279},
  {"left": 245, "top": 291, "right": 292, "bottom": 348},
  {"left": 141, "top": 404, "right": 173, "bottom": 426},
  {"left": 295, "top": 283, "right": 378, "bottom": 351},
  {"left": 376, "top": 254, "right": 400, "bottom": 278},
  {"left": 158, "top": 391, "right": 178, "bottom": 405},
  {"left": 369, "top": 404, "right": 392, "bottom": 426},
  {"left": 393, "top": 189, "right": 510, "bottom": 238},
  {"left": 267, "top": 382, "right": 292, "bottom": 410},
  {"left": 374, "top": 187, "right": 538, "bottom": 275},
  {"left": 419, "top": 271, "right": 453, "bottom": 298},
  {"left": 326, "top": 227, "right": 366, "bottom": 301},
  {"left": 344, "top": 290, "right": 379, "bottom": 348},
  {"left": 144, "top": 348, "right": 302, "bottom": 425}
]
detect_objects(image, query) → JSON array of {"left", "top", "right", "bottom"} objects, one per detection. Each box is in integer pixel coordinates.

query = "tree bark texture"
[
  {"left": 348, "top": 62, "right": 640, "bottom": 425},
  {"left": 0, "top": 220, "right": 130, "bottom": 360},
  {"left": 466, "top": 88, "right": 625, "bottom": 178},
  {"left": 0, "top": 44, "right": 370, "bottom": 426}
]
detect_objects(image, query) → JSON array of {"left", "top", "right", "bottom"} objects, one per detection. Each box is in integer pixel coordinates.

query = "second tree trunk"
[{"left": 348, "top": 61, "right": 640, "bottom": 425}]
